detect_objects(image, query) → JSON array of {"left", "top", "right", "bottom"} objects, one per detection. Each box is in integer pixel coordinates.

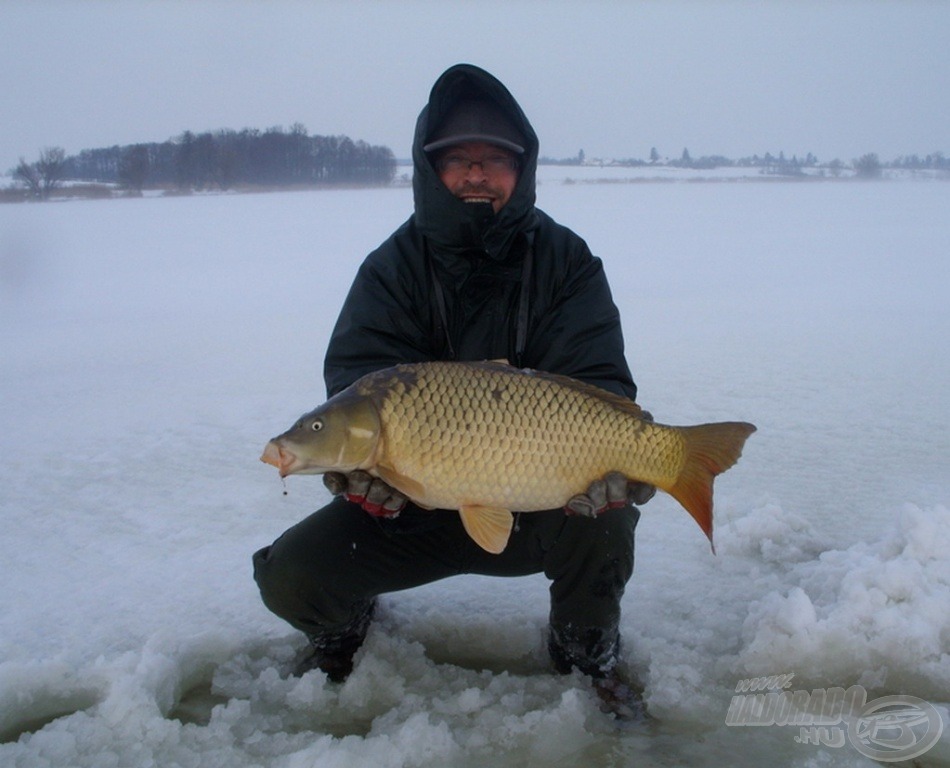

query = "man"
[{"left": 253, "top": 64, "right": 654, "bottom": 719}]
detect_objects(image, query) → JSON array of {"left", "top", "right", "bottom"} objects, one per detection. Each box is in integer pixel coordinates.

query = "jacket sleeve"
[
  {"left": 524, "top": 240, "right": 637, "bottom": 401},
  {"left": 323, "top": 239, "right": 435, "bottom": 397}
]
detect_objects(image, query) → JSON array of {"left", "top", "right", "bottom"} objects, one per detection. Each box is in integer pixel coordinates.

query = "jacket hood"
[{"left": 412, "top": 64, "right": 539, "bottom": 260}]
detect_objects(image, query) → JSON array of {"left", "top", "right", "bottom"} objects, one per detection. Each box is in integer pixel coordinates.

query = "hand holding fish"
[
  {"left": 564, "top": 410, "right": 658, "bottom": 516},
  {"left": 565, "top": 472, "right": 657, "bottom": 516},
  {"left": 323, "top": 470, "right": 407, "bottom": 518}
]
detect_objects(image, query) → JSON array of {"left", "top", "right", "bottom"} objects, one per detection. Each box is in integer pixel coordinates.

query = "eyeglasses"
[{"left": 436, "top": 152, "right": 519, "bottom": 175}]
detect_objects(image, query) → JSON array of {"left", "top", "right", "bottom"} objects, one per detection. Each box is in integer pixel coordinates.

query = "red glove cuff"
[{"left": 346, "top": 492, "right": 401, "bottom": 518}]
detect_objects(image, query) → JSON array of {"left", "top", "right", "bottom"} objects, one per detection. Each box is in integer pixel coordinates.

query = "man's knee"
[
  {"left": 252, "top": 541, "right": 306, "bottom": 622},
  {"left": 252, "top": 506, "right": 341, "bottom": 625},
  {"left": 252, "top": 500, "right": 391, "bottom": 633}
]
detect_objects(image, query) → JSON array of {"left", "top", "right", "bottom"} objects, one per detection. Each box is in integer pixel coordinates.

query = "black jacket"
[{"left": 324, "top": 64, "right": 636, "bottom": 402}]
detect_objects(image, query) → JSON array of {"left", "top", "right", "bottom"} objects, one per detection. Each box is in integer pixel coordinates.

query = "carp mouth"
[{"left": 261, "top": 440, "right": 299, "bottom": 478}]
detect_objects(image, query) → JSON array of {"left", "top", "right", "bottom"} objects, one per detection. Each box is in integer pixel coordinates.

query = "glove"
[
  {"left": 323, "top": 470, "right": 408, "bottom": 518},
  {"left": 564, "top": 409, "right": 658, "bottom": 517},
  {"left": 564, "top": 472, "right": 656, "bottom": 517}
]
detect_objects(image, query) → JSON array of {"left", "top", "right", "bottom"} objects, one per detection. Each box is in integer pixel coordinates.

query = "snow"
[{"left": 2, "top": 172, "right": 948, "bottom": 766}]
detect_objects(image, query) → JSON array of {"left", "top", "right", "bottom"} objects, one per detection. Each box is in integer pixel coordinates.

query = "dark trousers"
[{"left": 253, "top": 498, "right": 638, "bottom": 675}]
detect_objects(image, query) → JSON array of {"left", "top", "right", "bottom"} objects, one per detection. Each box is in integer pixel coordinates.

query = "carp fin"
[
  {"left": 458, "top": 505, "right": 514, "bottom": 555},
  {"left": 666, "top": 421, "right": 757, "bottom": 553},
  {"left": 373, "top": 465, "right": 430, "bottom": 506}
]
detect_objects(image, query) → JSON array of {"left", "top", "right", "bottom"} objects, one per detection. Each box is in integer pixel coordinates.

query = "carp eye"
[{"left": 310, "top": 420, "right": 324, "bottom": 432}]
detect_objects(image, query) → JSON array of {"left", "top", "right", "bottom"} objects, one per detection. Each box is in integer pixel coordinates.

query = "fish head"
[{"left": 261, "top": 391, "right": 380, "bottom": 477}]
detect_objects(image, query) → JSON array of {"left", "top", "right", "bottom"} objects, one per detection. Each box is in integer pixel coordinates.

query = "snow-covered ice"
[{"left": 2, "top": 170, "right": 948, "bottom": 766}]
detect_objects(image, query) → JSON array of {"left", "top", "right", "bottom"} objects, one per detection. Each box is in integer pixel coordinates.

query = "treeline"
[
  {"left": 62, "top": 124, "right": 396, "bottom": 191},
  {"left": 541, "top": 147, "right": 949, "bottom": 177}
]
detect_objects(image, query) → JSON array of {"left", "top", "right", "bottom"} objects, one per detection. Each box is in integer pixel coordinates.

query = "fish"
[{"left": 261, "top": 361, "right": 756, "bottom": 554}]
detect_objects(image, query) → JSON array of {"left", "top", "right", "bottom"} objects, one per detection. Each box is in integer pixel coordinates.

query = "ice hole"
[
  {"left": 166, "top": 677, "right": 230, "bottom": 726},
  {"left": 0, "top": 688, "right": 101, "bottom": 744}
]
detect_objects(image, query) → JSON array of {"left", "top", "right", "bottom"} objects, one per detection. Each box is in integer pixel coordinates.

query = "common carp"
[{"left": 261, "top": 361, "right": 755, "bottom": 554}]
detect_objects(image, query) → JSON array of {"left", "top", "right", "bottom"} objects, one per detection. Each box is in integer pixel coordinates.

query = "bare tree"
[
  {"left": 827, "top": 159, "right": 845, "bottom": 178},
  {"left": 854, "top": 153, "right": 882, "bottom": 179},
  {"left": 36, "top": 147, "right": 67, "bottom": 197},
  {"left": 13, "top": 157, "right": 42, "bottom": 197},
  {"left": 14, "top": 147, "right": 67, "bottom": 199}
]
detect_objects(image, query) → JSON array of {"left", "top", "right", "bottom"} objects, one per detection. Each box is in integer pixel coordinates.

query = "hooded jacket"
[{"left": 324, "top": 64, "right": 636, "bottom": 402}]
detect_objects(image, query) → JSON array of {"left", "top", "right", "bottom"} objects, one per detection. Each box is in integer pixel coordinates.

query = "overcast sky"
[{"left": 2, "top": 0, "right": 947, "bottom": 172}]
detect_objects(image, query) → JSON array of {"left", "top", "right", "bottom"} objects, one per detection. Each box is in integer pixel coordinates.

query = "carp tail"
[{"left": 666, "top": 421, "right": 756, "bottom": 552}]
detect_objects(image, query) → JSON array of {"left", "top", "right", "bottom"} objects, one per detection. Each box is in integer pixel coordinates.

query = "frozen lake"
[{"left": 1, "top": 174, "right": 948, "bottom": 766}]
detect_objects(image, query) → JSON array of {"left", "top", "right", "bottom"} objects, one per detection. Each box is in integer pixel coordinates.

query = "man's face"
[{"left": 434, "top": 142, "right": 519, "bottom": 213}]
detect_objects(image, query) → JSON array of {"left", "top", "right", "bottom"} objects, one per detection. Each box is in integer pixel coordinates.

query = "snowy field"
[{"left": 1, "top": 172, "right": 948, "bottom": 767}]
